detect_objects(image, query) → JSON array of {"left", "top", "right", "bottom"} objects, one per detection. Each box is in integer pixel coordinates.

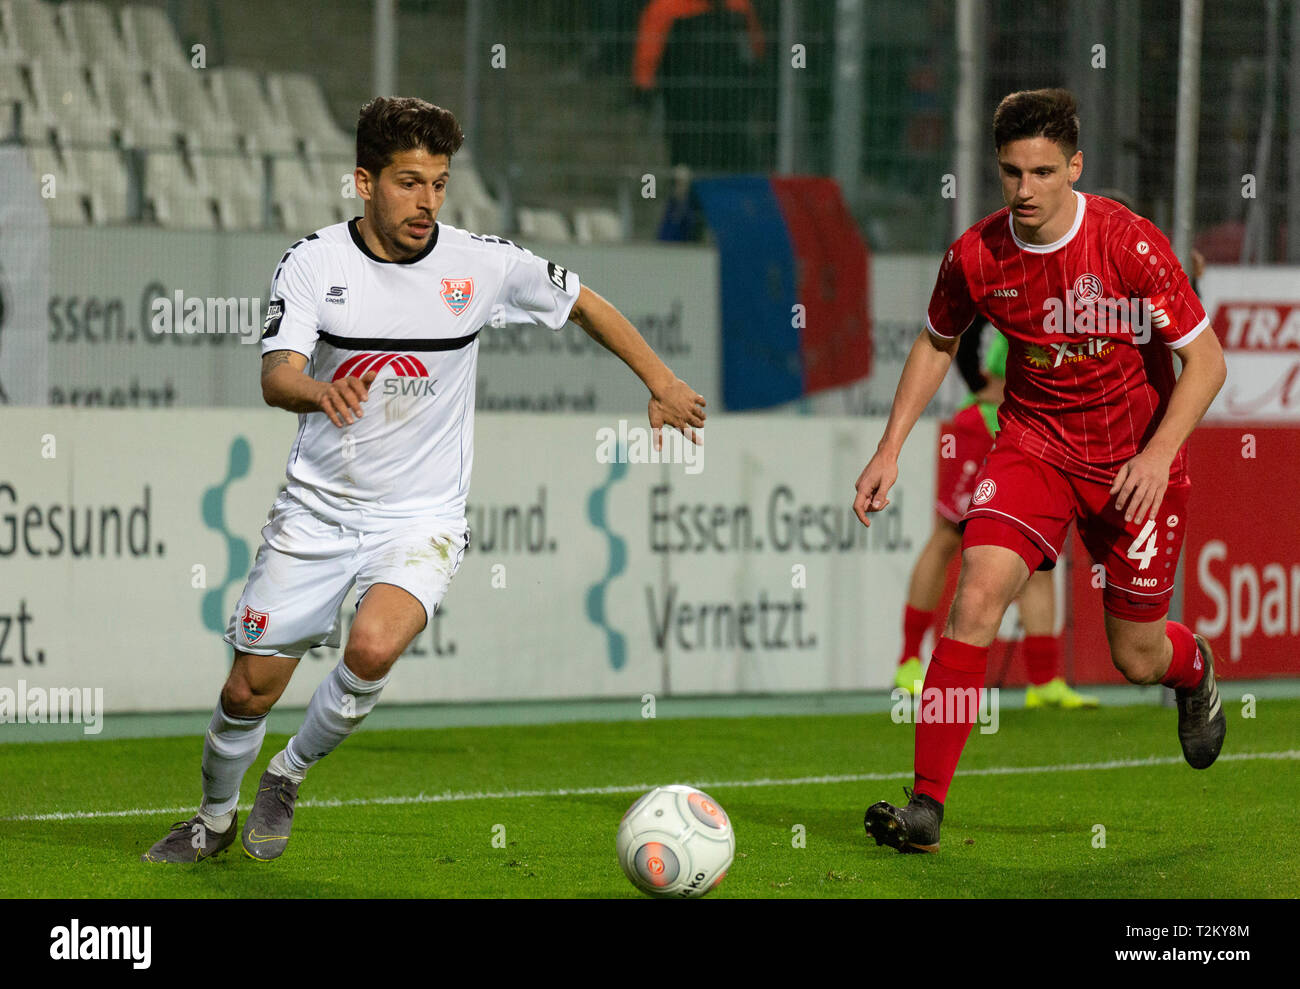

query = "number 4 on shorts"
[{"left": 1126, "top": 518, "right": 1158, "bottom": 571}]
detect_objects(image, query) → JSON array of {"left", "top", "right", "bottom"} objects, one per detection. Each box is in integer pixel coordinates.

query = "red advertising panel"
[{"left": 1182, "top": 427, "right": 1300, "bottom": 677}]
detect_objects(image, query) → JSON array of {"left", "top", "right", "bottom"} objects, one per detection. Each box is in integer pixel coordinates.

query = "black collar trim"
[{"left": 348, "top": 217, "right": 438, "bottom": 264}]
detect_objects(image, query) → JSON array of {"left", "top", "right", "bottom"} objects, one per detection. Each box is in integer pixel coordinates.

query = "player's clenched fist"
[
  {"left": 853, "top": 452, "right": 898, "bottom": 528},
  {"left": 316, "top": 369, "right": 378, "bottom": 428}
]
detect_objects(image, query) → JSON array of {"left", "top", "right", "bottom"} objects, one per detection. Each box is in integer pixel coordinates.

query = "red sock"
[
  {"left": 1022, "top": 635, "right": 1061, "bottom": 686},
  {"left": 1160, "top": 621, "right": 1203, "bottom": 689},
  {"left": 899, "top": 604, "right": 933, "bottom": 665},
  {"left": 913, "top": 637, "right": 989, "bottom": 805}
]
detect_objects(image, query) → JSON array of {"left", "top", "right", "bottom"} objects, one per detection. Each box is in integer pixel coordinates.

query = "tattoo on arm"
[{"left": 262, "top": 351, "right": 291, "bottom": 378}]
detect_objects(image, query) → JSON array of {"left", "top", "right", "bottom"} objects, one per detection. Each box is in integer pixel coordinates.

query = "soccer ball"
[{"left": 616, "top": 785, "right": 735, "bottom": 898}]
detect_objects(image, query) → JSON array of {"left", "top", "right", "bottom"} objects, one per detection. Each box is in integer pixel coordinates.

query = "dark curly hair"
[
  {"left": 993, "top": 88, "right": 1079, "bottom": 157},
  {"left": 355, "top": 96, "right": 465, "bottom": 177}
]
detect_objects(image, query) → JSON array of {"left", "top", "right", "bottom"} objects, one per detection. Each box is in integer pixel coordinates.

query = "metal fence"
[{"left": 3, "top": 0, "right": 1295, "bottom": 255}]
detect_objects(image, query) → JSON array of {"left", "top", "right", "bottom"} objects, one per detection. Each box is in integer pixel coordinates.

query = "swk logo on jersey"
[
  {"left": 441, "top": 278, "right": 474, "bottom": 315},
  {"left": 332, "top": 353, "right": 438, "bottom": 397}
]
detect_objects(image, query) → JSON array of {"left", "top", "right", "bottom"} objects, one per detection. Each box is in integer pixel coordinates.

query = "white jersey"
[{"left": 260, "top": 218, "right": 580, "bottom": 527}]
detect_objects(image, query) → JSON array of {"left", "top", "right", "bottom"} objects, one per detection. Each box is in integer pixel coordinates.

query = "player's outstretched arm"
[
  {"left": 568, "top": 284, "right": 707, "bottom": 446},
  {"left": 1111, "top": 326, "right": 1227, "bottom": 524},
  {"left": 853, "top": 328, "right": 958, "bottom": 527},
  {"left": 261, "top": 350, "right": 378, "bottom": 427}
]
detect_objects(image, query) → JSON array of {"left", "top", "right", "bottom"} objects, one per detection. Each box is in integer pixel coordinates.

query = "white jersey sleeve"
[
  {"left": 494, "top": 247, "right": 581, "bottom": 330},
  {"left": 261, "top": 236, "right": 324, "bottom": 358}
]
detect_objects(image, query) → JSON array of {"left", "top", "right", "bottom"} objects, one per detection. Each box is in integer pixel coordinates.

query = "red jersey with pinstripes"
[{"left": 925, "top": 192, "right": 1210, "bottom": 485}]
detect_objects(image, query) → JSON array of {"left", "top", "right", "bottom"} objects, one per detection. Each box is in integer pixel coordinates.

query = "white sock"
[
  {"left": 266, "top": 748, "right": 302, "bottom": 784},
  {"left": 199, "top": 700, "right": 267, "bottom": 826},
  {"left": 284, "top": 660, "right": 388, "bottom": 780}
]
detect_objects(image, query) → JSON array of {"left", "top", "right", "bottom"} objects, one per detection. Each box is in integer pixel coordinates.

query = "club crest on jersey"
[
  {"left": 241, "top": 606, "right": 269, "bottom": 644},
  {"left": 1072, "top": 273, "right": 1103, "bottom": 304},
  {"left": 441, "top": 278, "right": 474, "bottom": 315}
]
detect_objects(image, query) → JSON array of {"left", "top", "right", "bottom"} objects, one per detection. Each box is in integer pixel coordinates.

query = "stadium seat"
[
  {"left": 195, "top": 148, "right": 267, "bottom": 230},
  {"left": 306, "top": 152, "right": 357, "bottom": 219},
  {"left": 153, "top": 63, "right": 241, "bottom": 152},
  {"left": 272, "top": 153, "right": 340, "bottom": 233},
  {"left": 61, "top": 0, "right": 133, "bottom": 66},
  {"left": 517, "top": 206, "right": 572, "bottom": 242},
  {"left": 572, "top": 206, "right": 624, "bottom": 243},
  {"left": 66, "top": 145, "right": 128, "bottom": 223},
  {"left": 119, "top": 2, "right": 187, "bottom": 67},
  {"left": 3, "top": 0, "right": 72, "bottom": 60},
  {"left": 29, "top": 57, "right": 116, "bottom": 146},
  {"left": 26, "top": 143, "right": 89, "bottom": 223},
  {"left": 0, "top": 55, "right": 51, "bottom": 143},
  {"left": 267, "top": 71, "right": 351, "bottom": 157},
  {"left": 97, "top": 60, "right": 178, "bottom": 150},
  {"left": 145, "top": 147, "right": 217, "bottom": 229},
  {"left": 210, "top": 66, "right": 297, "bottom": 157}
]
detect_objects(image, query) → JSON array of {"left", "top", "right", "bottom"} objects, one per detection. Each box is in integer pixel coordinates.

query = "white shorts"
[{"left": 224, "top": 492, "right": 468, "bottom": 659}]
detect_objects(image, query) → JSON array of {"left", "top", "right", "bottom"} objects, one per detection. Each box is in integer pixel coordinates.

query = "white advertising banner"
[
  {"left": 43, "top": 228, "right": 719, "bottom": 414},
  {"left": 1200, "top": 265, "right": 1300, "bottom": 422},
  {"left": 0, "top": 410, "right": 934, "bottom": 712}
]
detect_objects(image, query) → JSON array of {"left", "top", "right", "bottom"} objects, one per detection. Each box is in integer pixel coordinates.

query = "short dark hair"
[
  {"left": 993, "top": 88, "right": 1079, "bottom": 157},
  {"left": 356, "top": 96, "right": 464, "bottom": 177}
]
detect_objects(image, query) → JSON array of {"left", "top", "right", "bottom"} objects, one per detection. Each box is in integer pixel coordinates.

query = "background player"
[
  {"left": 143, "top": 96, "right": 707, "bottom": 863},
  {"left": 896, "top": 320, "right": 1097, "bottom": 710},
  {"left": 854, "top": 88, "right": 1227, "bottom": 854}
]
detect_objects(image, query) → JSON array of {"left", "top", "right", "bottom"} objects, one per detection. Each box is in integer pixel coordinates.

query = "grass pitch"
[{"left": 2, "top": 698, "right": 1296, "bottom": 898}]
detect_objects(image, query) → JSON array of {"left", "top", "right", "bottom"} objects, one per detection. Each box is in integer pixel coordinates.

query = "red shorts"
[
  {"left": 935, "top": 405, "right": 995, "bottom": 524},
  {"left": 960, "top": 441, "right": 1191, "bottom": 622}
]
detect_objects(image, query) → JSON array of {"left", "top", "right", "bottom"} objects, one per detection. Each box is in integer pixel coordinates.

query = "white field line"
[{"left": 3, "top": 749, "right": 1297, "bottom": 824}]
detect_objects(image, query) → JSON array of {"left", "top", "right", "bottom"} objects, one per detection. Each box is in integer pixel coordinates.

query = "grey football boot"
[
  {"left": 1177, "top": 635, "right": 1226, "bottom": 769},
  {"left": 141, "top": 813, "right": 238, "bottom": 863},
  {"left": 241, "top": 770, "right": 301, "bottom": 861}
]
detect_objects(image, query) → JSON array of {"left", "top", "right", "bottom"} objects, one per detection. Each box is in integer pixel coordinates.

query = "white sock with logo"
[
  {"left": 198, "top": 700, "right": 267, "bottom": 831},
  {"left": 282, "top": 660, "right": 388, "bottom": 781}
]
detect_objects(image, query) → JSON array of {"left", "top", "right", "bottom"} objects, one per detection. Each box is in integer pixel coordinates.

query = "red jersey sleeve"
[
  {"left": 1114, "top": 217, "right": 1210, "bottom": 349},
  {"left": 925, "top": 237, "right": 979, "bottom": 340}
]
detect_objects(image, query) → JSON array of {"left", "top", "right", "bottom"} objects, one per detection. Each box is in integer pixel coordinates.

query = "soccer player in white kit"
[{"left": 143, "top": 97, "right": 707, "bottom": 863}]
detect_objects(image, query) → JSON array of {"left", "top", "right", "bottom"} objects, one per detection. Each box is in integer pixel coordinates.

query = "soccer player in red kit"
[{"left": 853, "top": 89, "right": 1228, "bottom": 853}]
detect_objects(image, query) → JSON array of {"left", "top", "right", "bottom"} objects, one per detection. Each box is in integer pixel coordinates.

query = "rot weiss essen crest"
[
  {"left": 440, "top": 278, "right": 474, "bottom": 315},
  {"left": 241, "top": 606, "right": 269, "bottom": 644}
]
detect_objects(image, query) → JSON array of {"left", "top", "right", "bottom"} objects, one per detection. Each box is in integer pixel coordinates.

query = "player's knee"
[
  {"left": 343, "top": 631, "right": 400, "bottom": 681},
  {"left": 221, "top": 677, "right": 274, "bottom": 718},
  {"left": 1108, "top": 636, "right": 1166, "bottom": 685},
  {"left": 948, "top": 583, "right": 1008, "bottom": 642}
]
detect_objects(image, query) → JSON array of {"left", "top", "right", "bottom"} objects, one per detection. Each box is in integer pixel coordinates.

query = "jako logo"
[
  {"left": 50, "top": 919, "right": 151, "bottom": 969},
  {"left": 332, "top": 353, "right": 430, "bottom": 382}
]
